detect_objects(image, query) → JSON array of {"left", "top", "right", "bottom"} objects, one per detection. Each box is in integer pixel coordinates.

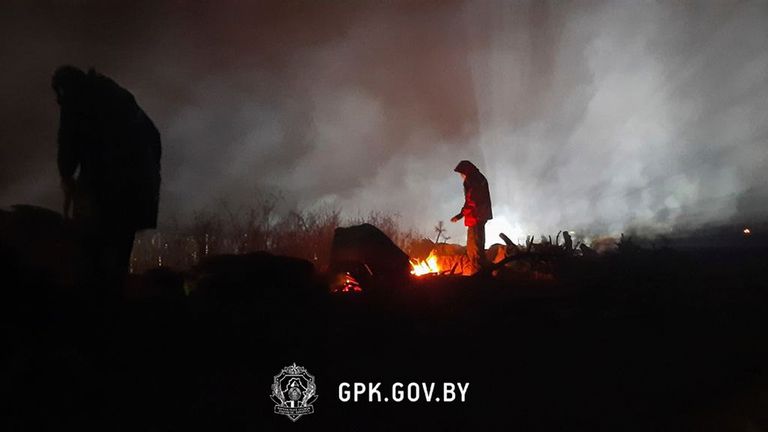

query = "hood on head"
[{"left": 453, "top": 160, "right": 478, "bottom": 175}]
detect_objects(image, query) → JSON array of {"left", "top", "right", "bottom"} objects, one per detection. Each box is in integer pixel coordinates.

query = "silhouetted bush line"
[{"left": 130, "top": 198, "right": 421, "bottom": 273}]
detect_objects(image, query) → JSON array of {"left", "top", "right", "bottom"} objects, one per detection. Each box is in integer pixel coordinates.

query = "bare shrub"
[{"left": 130, "top": 198, "right": 420, "bottom": 273}]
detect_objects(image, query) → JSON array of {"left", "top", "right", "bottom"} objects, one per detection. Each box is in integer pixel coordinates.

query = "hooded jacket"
[
  {"left": 57, "top": 69, "right": 161, "bottom": 230},
  {"left": 454, "top": 160, "right": 492, "bottom": 227}
]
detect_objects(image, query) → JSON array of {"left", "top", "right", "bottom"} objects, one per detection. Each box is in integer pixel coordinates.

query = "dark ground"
[{"left": 2, "top": 209, "right": 768, "bottom": 431}]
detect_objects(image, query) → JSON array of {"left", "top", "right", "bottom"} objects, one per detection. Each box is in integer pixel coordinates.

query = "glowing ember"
[
  {"left": 743, "top": 227, "right": 751, "bottom": 236},
  {"left": 332, "top": 272, "right": 362, "bottom": 293},
  {"left": 410, "top": 251, "right": 441, "bottom": 276}
]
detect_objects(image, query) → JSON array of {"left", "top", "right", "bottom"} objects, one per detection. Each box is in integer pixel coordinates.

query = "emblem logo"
[{"left": 271, "top": 363, "right": 318, "bottom": 421}]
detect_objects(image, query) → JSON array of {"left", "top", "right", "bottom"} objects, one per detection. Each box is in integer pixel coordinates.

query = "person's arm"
[
  {"left": 57, "top": 108, "right": 78, "bottom": 218},
  {"left": 57, "top": 108, "right": 79, "bottom": 179},
  {"left": 451, "top": 180, "right": 475, "bottom": 222}
]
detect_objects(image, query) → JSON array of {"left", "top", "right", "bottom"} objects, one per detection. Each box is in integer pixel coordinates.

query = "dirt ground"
[{"left": 2, "top": 228, "right": 768, "bottom": 430}]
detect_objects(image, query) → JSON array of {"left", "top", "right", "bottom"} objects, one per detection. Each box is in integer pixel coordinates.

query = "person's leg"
[
  {"left": 477, "top": 221, "right": 488, "bottom": 269},
  {"left": 94, "top": 227, "right": 136, "bottom": 300},
  {"left": 466, "top": 224, "right": 480, "bottom": 275},
  {"left": 115, "top": 229, "right": 136, "bottom": 276},
  {"left": 74, "top": 220, "right": 102, "bottom": 295}
]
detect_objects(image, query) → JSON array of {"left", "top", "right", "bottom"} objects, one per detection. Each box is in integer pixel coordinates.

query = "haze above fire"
[{"left": 1, "top": 1, "right": 767, "bottom": 245}]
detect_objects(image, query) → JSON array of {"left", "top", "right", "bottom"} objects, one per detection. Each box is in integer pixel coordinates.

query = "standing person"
[
  {"left": 450, "top": 160, "right": 492, "bottom": 275},
  {"left": 52, "top": 65, "right": 161, "bottom": 293}
]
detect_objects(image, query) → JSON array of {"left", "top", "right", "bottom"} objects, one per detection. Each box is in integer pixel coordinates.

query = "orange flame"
[{"left": 410, "top": 251, "right": 440, "bottom": 276}]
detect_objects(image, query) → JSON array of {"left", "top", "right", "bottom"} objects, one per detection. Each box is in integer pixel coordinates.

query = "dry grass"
[{"left": 130, "top": 196, "right": 422, "bottom": 273}]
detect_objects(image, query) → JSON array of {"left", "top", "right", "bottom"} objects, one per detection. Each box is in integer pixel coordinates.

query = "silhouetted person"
[
  {"left": 450, "top": 160, "right": 492, "bottom": 275},
  {"left": 52, "top": 65, "right": 161, "bottom": 294}
]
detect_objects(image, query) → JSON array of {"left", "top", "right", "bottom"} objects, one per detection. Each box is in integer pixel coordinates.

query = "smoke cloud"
[{"left": 1, "top": 0, "right": 767, "bottom": 245}]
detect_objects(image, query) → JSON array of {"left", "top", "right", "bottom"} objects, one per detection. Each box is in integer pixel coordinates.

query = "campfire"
[
  {"left": 328, "top": 224, "right": 569, "bottom": 288},
  {"left": 410, "top": 251, "right": 441, "bottom": 276}
]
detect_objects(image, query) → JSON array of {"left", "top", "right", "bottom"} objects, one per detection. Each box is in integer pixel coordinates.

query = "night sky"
[{"left": 2, "top": 0, "right": 767, "bottom": 244}]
